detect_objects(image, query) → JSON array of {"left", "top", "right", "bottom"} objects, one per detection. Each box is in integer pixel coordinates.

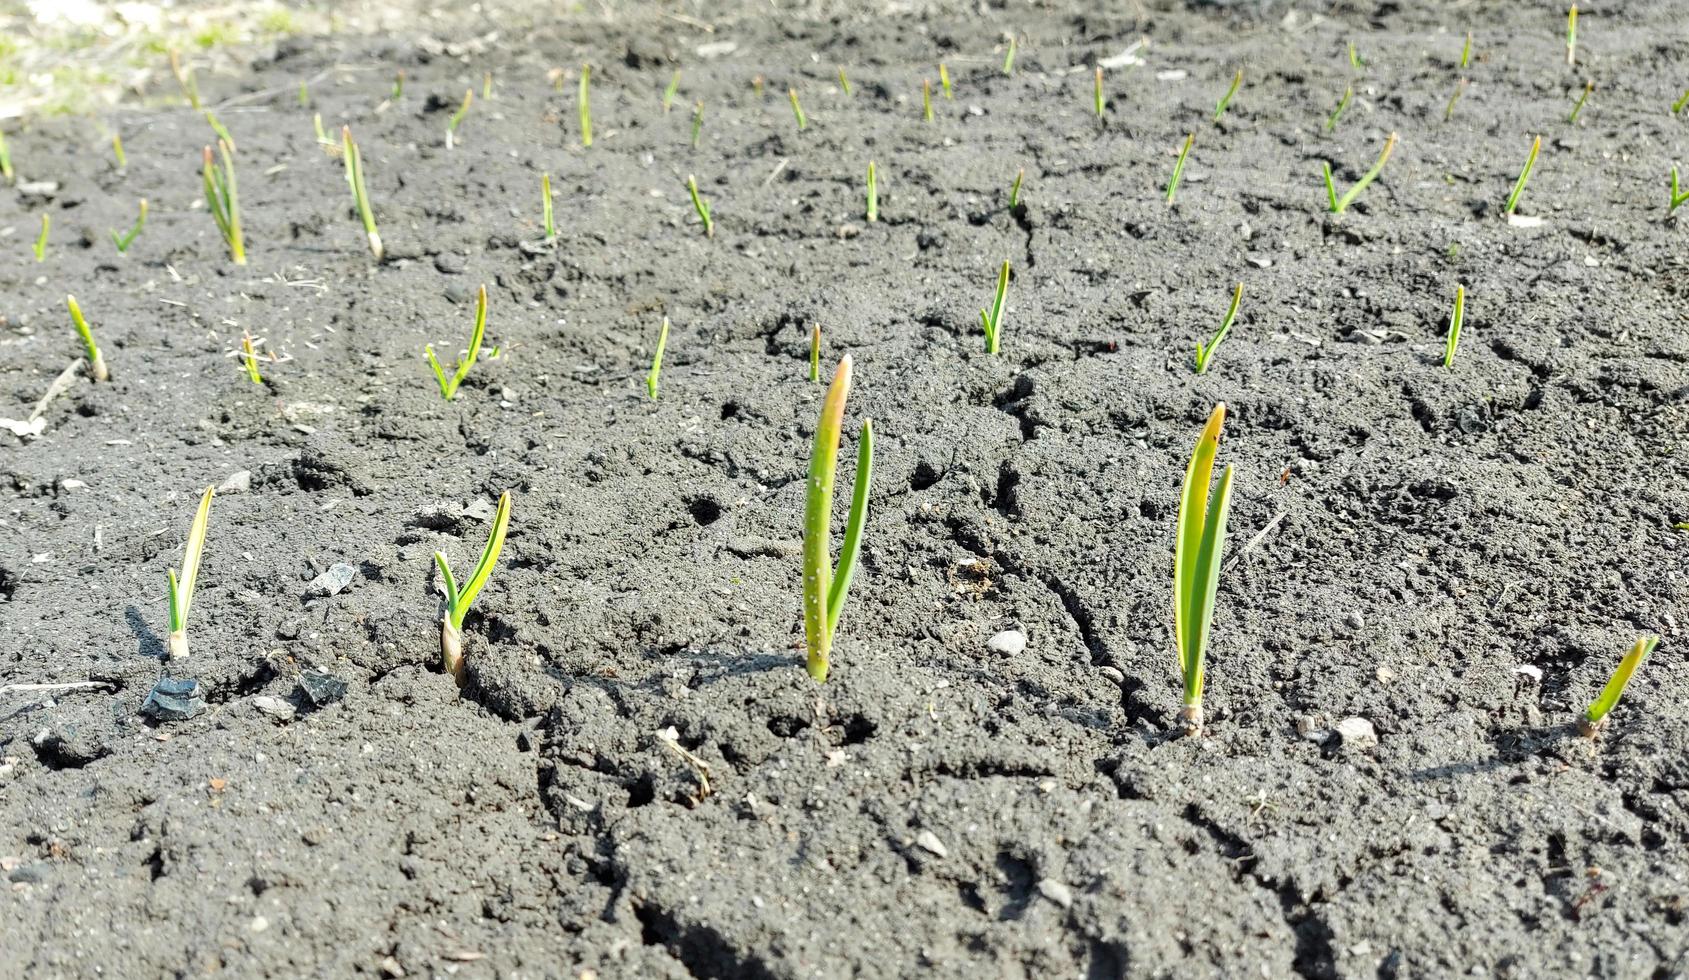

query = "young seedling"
[
  {"left": 481, "top": 71, "right": 493, "bottom": 100},
  {"left": 802, "top": 355, "right": 873, "bottom": 684},
  {"left": 392, "top": 71, "right": 405, "bottom": 100},
  {"left": 33, "top": 213, "right": 48, "bottom": 262},
  {"left": 647, "top": 317, "right": 669, "bottom": 400},
  {"left": 690, "top": 100, "right": 705, "bottom": 148},
  {"left": 809, "top": 324, "right": 822, "bottom": 382},
  {"left": 1195, "top": 283, "right": 1242, "bottom": 375},
  {"left": 1010, "top": 167, "right": 1025, "bottom": 209},
  {"left": 1444, "top": 78, "right": 1469, "bottom": 121},
  {"left": 1322, "top": 131, "right": 1398, "bottom": 214},
  {"left": 664, "top": 70, "right": 682, "bottom": 111},
  {"left": 1460, "top": 31, "right": 1472, "bottom": 68},
  {"left": 66, "top": 295, "right": 109, "bottom": 382},
  {"left": 923, "top": 80, "right": 934, "bottom": 122},
  {"left": 298, "top": 81, "right": 310, "bottom": 106},
  {"left": 1566, "top": 5, "right": 1578, "bottom": 67},
  {"left": 541, "top": 174, "right": 556, "bottom": 240},
  {"left": 0, "top": 128, "right": 11, "bottom": 184},
  {"left": 939, "top": 63, "right": 952, "bottom": 99},
  {"left": 1173, "top": 403, "right": 1235, "bottom": 736},
  {"left": 686, "top": 174, "right": 714, "bottom": 237},
  {"left": 1348, "top": 41, "right": 1365, "bottom": 71},
  {"left": 578, "top": 63, "right": 593, "bottom": 148},
  {"left": 111, "top": 199, "right": 148, "bottom": 254},
  {"left": 341, "top": 127, "right": 383, "bottom": 260},
  {"left": 1326, "top": 84, "right": 1353, "bottom": 131},
  {"left": 158, "top": 485, "right": 220, "bottom": 663},
  {"left": 446, "top": 88, "right": 473, "bottom": 148},
  {"left": 435, "top": 491, "right": 512, "bottom": 686},
  {"left": 1674, "top": 89, "right": 1689, "bottom": 115},
  {"left": 111, "top": 132, "right": 126, "bottom": 170},
  {"left": 1443, "top": 284, "right": 1466, "bottom": 368},
  {"left": 425, "top": 285, "right": 489, "bottom": 400},
  {"left": 1003, "top": 36, "right": 1017, "bottom": 76},
  {"left": 170, "top": 49, "right": 201, "bottom": 109},
  {"left": 1094, "top": 66, "right": 1105, "bottom": 119},
  {"left": 866, "top": 160, "right": 878, "bottom": 222},
  {"left": 202, "top": 140, "right": 246, "bottom": 265},
  {"left": 240, "top": 331, "right": 263, "bottom": 384},
  {"left": 1579, "top": 635, "right": 1657, "bottom": 737},
  {"left": 789, "top": 88, "right": 808, "bottom": 131},
  {"left": 1213, "top": 68, "right": 1243, "bottom": 123},
  {"left": 1670, "top": 167, "right": 1689, "bottom": 214},
  {"left": 1505, "top": 135, "right": 1542, "bottom": 216},
  {"left": 836, "top": 66, "right": 851, "bottom": 97},
  {"left": 1568, "top": 80, "right": 1593, "bottom": 123},
  {"left": 204, "top": 111, "right": 236, "bottom": 152},
  {"left": 1165, "top": 132, "right": 1194, "bottom": 203},
  {"left": 979, "top": 260, "right": 1010, "bottom": 355}
]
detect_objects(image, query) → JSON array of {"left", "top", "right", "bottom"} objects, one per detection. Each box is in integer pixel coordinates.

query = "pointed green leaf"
[
  {"left": 453, "top": 491, "right": 511, "bottom": 628},
  {"left": 177, "top": 486, "right": 215, "bottom": 623},
  {"left": 827, "top": 419, "right": 873, "bottom": 635},
  {"left": 1185, "top": 464, "right": 1234, "bottom": 703}
]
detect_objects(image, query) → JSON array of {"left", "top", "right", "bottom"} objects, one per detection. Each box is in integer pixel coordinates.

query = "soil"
[{"left": 3, "top": 1, "right": 1688, "bottom": 977}]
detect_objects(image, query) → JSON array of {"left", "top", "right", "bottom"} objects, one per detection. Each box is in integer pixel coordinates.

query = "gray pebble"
[
  {"left": 1036, "top": 878, "right": 1074, "bottom": 908},
  {"left": 986, "top": 630, "right": 1027, "bottom": 656},
  {"left": 217, "top": 470, "right": 252, "bottom": 493},
  {"left": 434, "top": 252, "right": 466, "bottom": 274},
  {"left": 305, "top": 562, "right": 357, "bottom": 598},
  {"left": 914, "top": 830, "right": 948, "bottom": 858},
  {"left": 1335, "top": 716, "right": 1378, "bottom": 750},
  {"left": 253, "top": 696, "right": 297, "bottom": 720},
  {"left": 1097, "top": 666, "right": 1125, "bottom": 686}
]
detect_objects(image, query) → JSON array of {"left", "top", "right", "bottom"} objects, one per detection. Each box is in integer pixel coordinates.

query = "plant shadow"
[{"left": 124, "top": 605, "right": 164, "bottom": 660}]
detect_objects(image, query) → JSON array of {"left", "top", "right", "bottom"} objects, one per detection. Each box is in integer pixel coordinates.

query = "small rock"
[
  {"left": 17, "top": 180, "right": 59, "bottom": 200},
  {"left": 140, "top": 677, "right": 205, "bottom": 722},
  {"left": 1425, "top": 803, "right": 1450, "bottom": 821},
  {"left": 305, "top": 563, "right": 357, "bottom": 598},
  {"left": 276, "top": 619, "right": 302, "bottom": 640},
  {"left": 298, "top": 671, "right": 347, "bottom": 707},
  {"left": 1345, "top": 611, "right": 1365, "bottom": 629},
  {"left": 433, "top": 252, "right": 466, "bottom": 274},
  {"left": 8, "top": 861, "right": 49, "bottom": 884},
  {"left": 836, "top": 223, "right": 862, "bottom": 239},
  {"left": 1513, "top": 664, "right": 1543, "bottom": 683},
  {"left": 462, "top": 498, "right": 498, "bottom": 522},
  {"left": 1036, "top": 878, "right": 1074, "bottom": 909},
  {"left": 253, "top": 696, "right": 296, "bottom": 720},
  {"left": 1294, "top": 715, "right": 1329, "bottom": 743},
  {"left": 986, "top": 630, "right": 1027, "bottom": 656},
  {"left": 1335, "top": 716, "right": 1378, "bottom": 750},
  {"left": 1097, "top": 666, "right": 1125, "bottom": 686},
  {"left": 913, "top": 830, "right": 948, "bottom": 858},
  {"left": 380, "top": 956, "right": 405, "bottom": 978},
  {"left": 250, "top": 915, "right": 269, "bottom": 933},
  {"left": 725, "top": 536, "right": 801, "bottom": 559},
  {"left": 1375, "top": 666, "right": 1396, "bottom": 684},
  {"left": 217, "top": 470, "right": 252, "bottom": 493}
]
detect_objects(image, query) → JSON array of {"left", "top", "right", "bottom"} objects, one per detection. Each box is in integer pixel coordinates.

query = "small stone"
[
  {"left": 836, "top": 223, "right": 862, "bottom": 239},
  {"left": 1335, "top": 716, "right": 1378, "bottom": 750},
  {"left": 253, "top": 696, "right": 296, "bottom": 720},
  {"left": 250, "top": 915, "right": 269, "bottom": 933},
  {"left": 1513, "top": 664, "right": 1543, "bottom": 683},
  {"left": 986, "top": 630, "right": 1027, "bottom": 656},
  {"left": 17, "top": 180, "right": 59, "bottom": 200},
  {"left": 913, "top": 830, "right": 948, "bottom": 858},
  {"left": 1425, "top": 803, "right": 1450, "bottom": 821},
  {"left": 217, "top": 470, "right": 252, "bottom": 493},
  {"left": 305, "top": 563, "right": 357, "bottom": 598},
  {"left": 276, "top": 619, "right": 302, "bottom": 640},
  {"left": 301, "top": 826, "right": 328, "bottom": 846},
  {"left": 298, "top": 671, "right": 347, "bottom": 707},
  {"left": 1036, "top": 878, "right": 1074, "bottom": 909},
  {"left": 1375, "top": 666, "right": 1396, "bottom": 684},
  {"left": 140, "top": 677, "right": 205, "bottom": 722},
  {"left": 1295, "top": 715, "right": 1329, "bottom": 743},
  {"left": 7, "top": 862, "right": 49, "bottom": 884},
  {"left": 462, "top": 498, "right": 497, "bottom": 522},
  {"left": 433, "top": 252, "right": 466, "bottom": 274},
  {"left": 1345, "top": 611, "right": 1365, "bottom": 629},
  {"left": 380, "top": 956, "right": 405, "bottom": 978},
  {"left": 1097, "top": 666, "right": 1125, "bottom": 686}
]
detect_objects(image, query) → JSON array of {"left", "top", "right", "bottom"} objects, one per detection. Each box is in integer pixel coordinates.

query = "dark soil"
[{"left": 4, "top": 1, "right": 1688, "bottom": 977}]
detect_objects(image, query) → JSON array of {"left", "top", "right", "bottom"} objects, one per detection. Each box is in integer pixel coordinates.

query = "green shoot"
[
  {"left": 202, "top": 140, "right": 245, "bottom": 265},
  {"left": 809, "top": 324, "right": 821, "bottom": 382},
  {"left": 425, "top": 285, "right": 489, "bottom": 400},
  {"left": 1444, "top": 78, "right": 1468, "bottom": 121},
  {"left": 1568, "top": 80, "right": 1593, "bottom": 123},
  {"left": 1003, "top": 37, "right": 1017, "bottom": 76},
  {"left": 550, "top": 67, "right": 565, "bottom": 93},
  {"left": 165, "top": 486, "right": 216, "bottom": 660},
  {"left": 446, "top": 89, "right": 473, "bottom": 148},
  {"left": 1213, "top": 68, "right": 1243, "bottom": 123},
  {"left": 686, "top": 174, "right": 714, "bottom": 237},
  {"left": 1326, "top": 84, "right": 1353, "bottom": 131},
  {"left": 752, "top": 75, "right": 765, "bottom": 99},
  {"left": 1505, "top": 134, "right": 1542, "bottom": 216},
  {"left": 541, "top": 174, "right": 555, "bottom": 240},
  {"left": 866, "top": 160, "right": 878, "bottom": 222},
  {"left": 170, "top": 49, "right": 201, "bottom": 109},
  {"left": 482, "top": 72, "right": 493, "bottom": 100},
  {"left": 803, "top": 355, "right": 873, "bottom": 684},
  {"left": 1580, "top": 635, "right": 1657, "bottom": 737},
  {"left": 1173, "top": 403, "right": 1234, "bottom": 736},
  {"left": 435, "top": 491, "right": 512, "bottom": 685},
  {"left": 33, "top": 213, "right": 48, "bottom": 262},
  {"left": 111, "top": 132, "right": 126, "bottom": 170},
  {"left": 979, "top": 260, "right": 1010, "bottom": 355},
  {"left": 1461, "top": 31, "right": 1472, "bottom": 68},
  {"left": 0, "top": 128, "right": 11, "bottom": 184},
  {"left": 1165, "top": 133, "right": 1194, "bottom": 204},
  {"left": 393, "top": 71, "right": 405, "bottom": 100},
  {"left": 1094, "top": 66, "right": 1105, "bottom": 119},
  {"left": 1566, "top": 5, "right": 1578, "bottom": 67},
  {"left": 1674, "top": 89, "right": 1689, "bottom": 115},
  {"left": 923, "top": 79, "right": 934, "bottom": 122},
  {"left": 204, "top": 111, "right": 236, "bottom": 152},
  {"left": 1443, "top": 284, "right": 1465, "bottom": 368},
  {"left": 313, "top": 113, "right": 333, "bottom": 150},
  {"left": 1195, "top": 283, "right": 1242, "bottom": 375},
  {"left": 298, "top": 81, "right": 309, "bottom": 107},
  {"left": 789, "top": 88, "right": 808, "bottom": 131},
  {"left": 664, "top": 70, "right": 682, "bottom": 111},
  {"left": 690, "top": 100, "right": 705, "bottom": 148},
  {"left": 1670, "top": 167, "right": 1689, "bottom": 214},
  {"left": 341, "top": 126, "right": 384, "bottom": 260},
  {"left": 66, "top": 295, "right": 109, "bottom": 382},
  {"left": 1348, "top": 41, "right": 1365, "bottom": 71},
  {"left": 939, "top": 63, "right": 952, "bottom": 99},
  {"left": 111, "top": 198, "right": 148, "bottom": 253},
  {"left": 579, "top": 63, "right": 593, "bottom": 148},
  {"left": 837, "top": 66, "right": 851, "bottom": 97},
  {"left": 647, "top": 316, "right": 669, "bottom": 400},
  {"left": 1322, "top": 131, "right": 1398, "bottom": 214},
  {"left": 1009, "top": 168, "right": 1026, "bottom": 210},
  {"left": 241, "top": 331, "right": 263, "bottom": 384}
]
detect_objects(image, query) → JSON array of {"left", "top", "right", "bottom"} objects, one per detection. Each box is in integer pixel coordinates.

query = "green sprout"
[
  {"left": 579, "top": 63, "right": 593, "bottom": 148},
  {"left": 690, "top": 100, "right": 704, "bottom": 148},
  {"left": 66, "top": 295, "right": 109, "bottom": 382},
  {"left": 541, "top": 173, "right": 556, "bottom": 240},
  {"left": 0, "top": 128, "right": 12, "bottom": 184},
  {"left": 1443, "top": 284, "right": 1466, "bottom": 368},
  {"left": 1010, "top": 167, "right": 1025, "bottom": 209},
  {"left": 1322, "top": 131, "right": 1398, "bottom": 214},
  {"left": 393, "top": 71, "right": 405, "bottom": 100},
  {"left": 341, "top": 126, "right": 384, "bottom": 261},
  {"left": 165, "top": 486, "right": 216, "bottom": 661},
  {"left": 1674, "top": 89, "right": 1689, "bottom": 115},
  {"left": 111, "top": 132, "right": 126, "bottom": 170},
  {"left": 1213, "top": 68, "right": 1243, "bottom": 123},
  {"left": 752, "top": 75, "right": 765, "bottom": 99},
  {"left": 686, "top": 174, "right": 714, "bottom": 237},
  {"left": 809, "top": 324, "right": 822, "bottom": 382},
  {"left": 1670, "top": 167, "right": 1689, "bottom": 214},
  {"left": 1326, "top": 84, "right": 1353, "bottom": 132},
  {"left": 1094, "top": 66, "right": 1105, "bottom": 119},
  {"left": 939, "top": 62, "right": 952, "bottom": 99},
  {"left": 1165, "top": 132, "right": 1194, "bottom": 203},
  {"left": 866, "top": 160, "right": 878, "bottom": 222},
  {"left": 979, "top": 260, "right": 1010, "bottom": 355},
  {"left": 446, "top": 88, "right": 473, "bottom": 148},
  {"left": 482, "top": 71, "right": 493, "bottom": 99},
  {"left": 204, "top": 111, "right": 236, "bottom": 152},
  {"left": 1444, "top": 78, "right": 1469, "bottom": 121},
  {"left": 33, "top": 214, "right": 48, "bottom": 262},
  {"left": 1195, "top": 283, "right": 1242, "bottom": 375},
  {"left": 1568, "top": 80, "right": 1593, "bottom": 124},
  {"left": 647, "top": 316, "right": 669, "bottom": 400},
  {"left": 1505, "top": 134, "right": 1542, "bottom": 216},
  {"left": 1003, "top": 37, "right": 1017, "bottom": 76},
  {"left": 170, "top": 49, "right": 201, "bottom": 109},
  {"left": 111, "top": 199, "right": 148, "bottom": 254},
  {"left": 1566, "top": 5, "right": 1578, "bottom": 67},
  {"left": 425, "top": 285, "right": 489, "bottom": 400},
  {"left": 313, "top": 113, "right": 333, "bottom": 151},
  {"left": 298, "top": 81, "right": 309, "bottom": 106},
  {"left": 923, "top": 79, "right": 934, "bottom": 122},
  {"left": 1348, "top": 41, "right": 1365, "bottom": 71},
  {"left": 202, "top": 140, "right": 245, "bottom": 265},
  {"left": 789, "top": 87, "right": 808, "bottom": 131},
  {"left": 1461, "top": 31, "right": 1472, "bottom": 68},
  {"left": 241, "top": 331, "right": 263, "bottom": 384},
  {"left": 1173, "top": 403, "right": 1235, "bottom": 736},
  {"left": 1580, "top": 635, "right": 1657, "bottom": 737},
  {"left": 435, "top": 491, "right": 512, "bottom": 686},
  {"left": 803, "top": 355, "right": 873, "bottom": 684},
  {"left": 837, "top": 66, "right": 851, "bottom": 97},
  {"left": 664, "top": 70, "right": 682, "bottom": 111}
]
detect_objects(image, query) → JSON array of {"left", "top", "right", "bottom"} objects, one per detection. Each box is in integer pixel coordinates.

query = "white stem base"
[
  {"left": 89, "top": 351, "right": 109, "bottom": 383},
  {"left": 367, "top": 230, "right": 384, "bottom": 262},
  {"left": 166, "top": 630, "right": 188, "bottom": 661},
  {"left": 441, "top": 621, "right": 464, "bottom": 686},
  {"left": 1179, "top": 701, "right": 1203, "bottom": 737}
]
